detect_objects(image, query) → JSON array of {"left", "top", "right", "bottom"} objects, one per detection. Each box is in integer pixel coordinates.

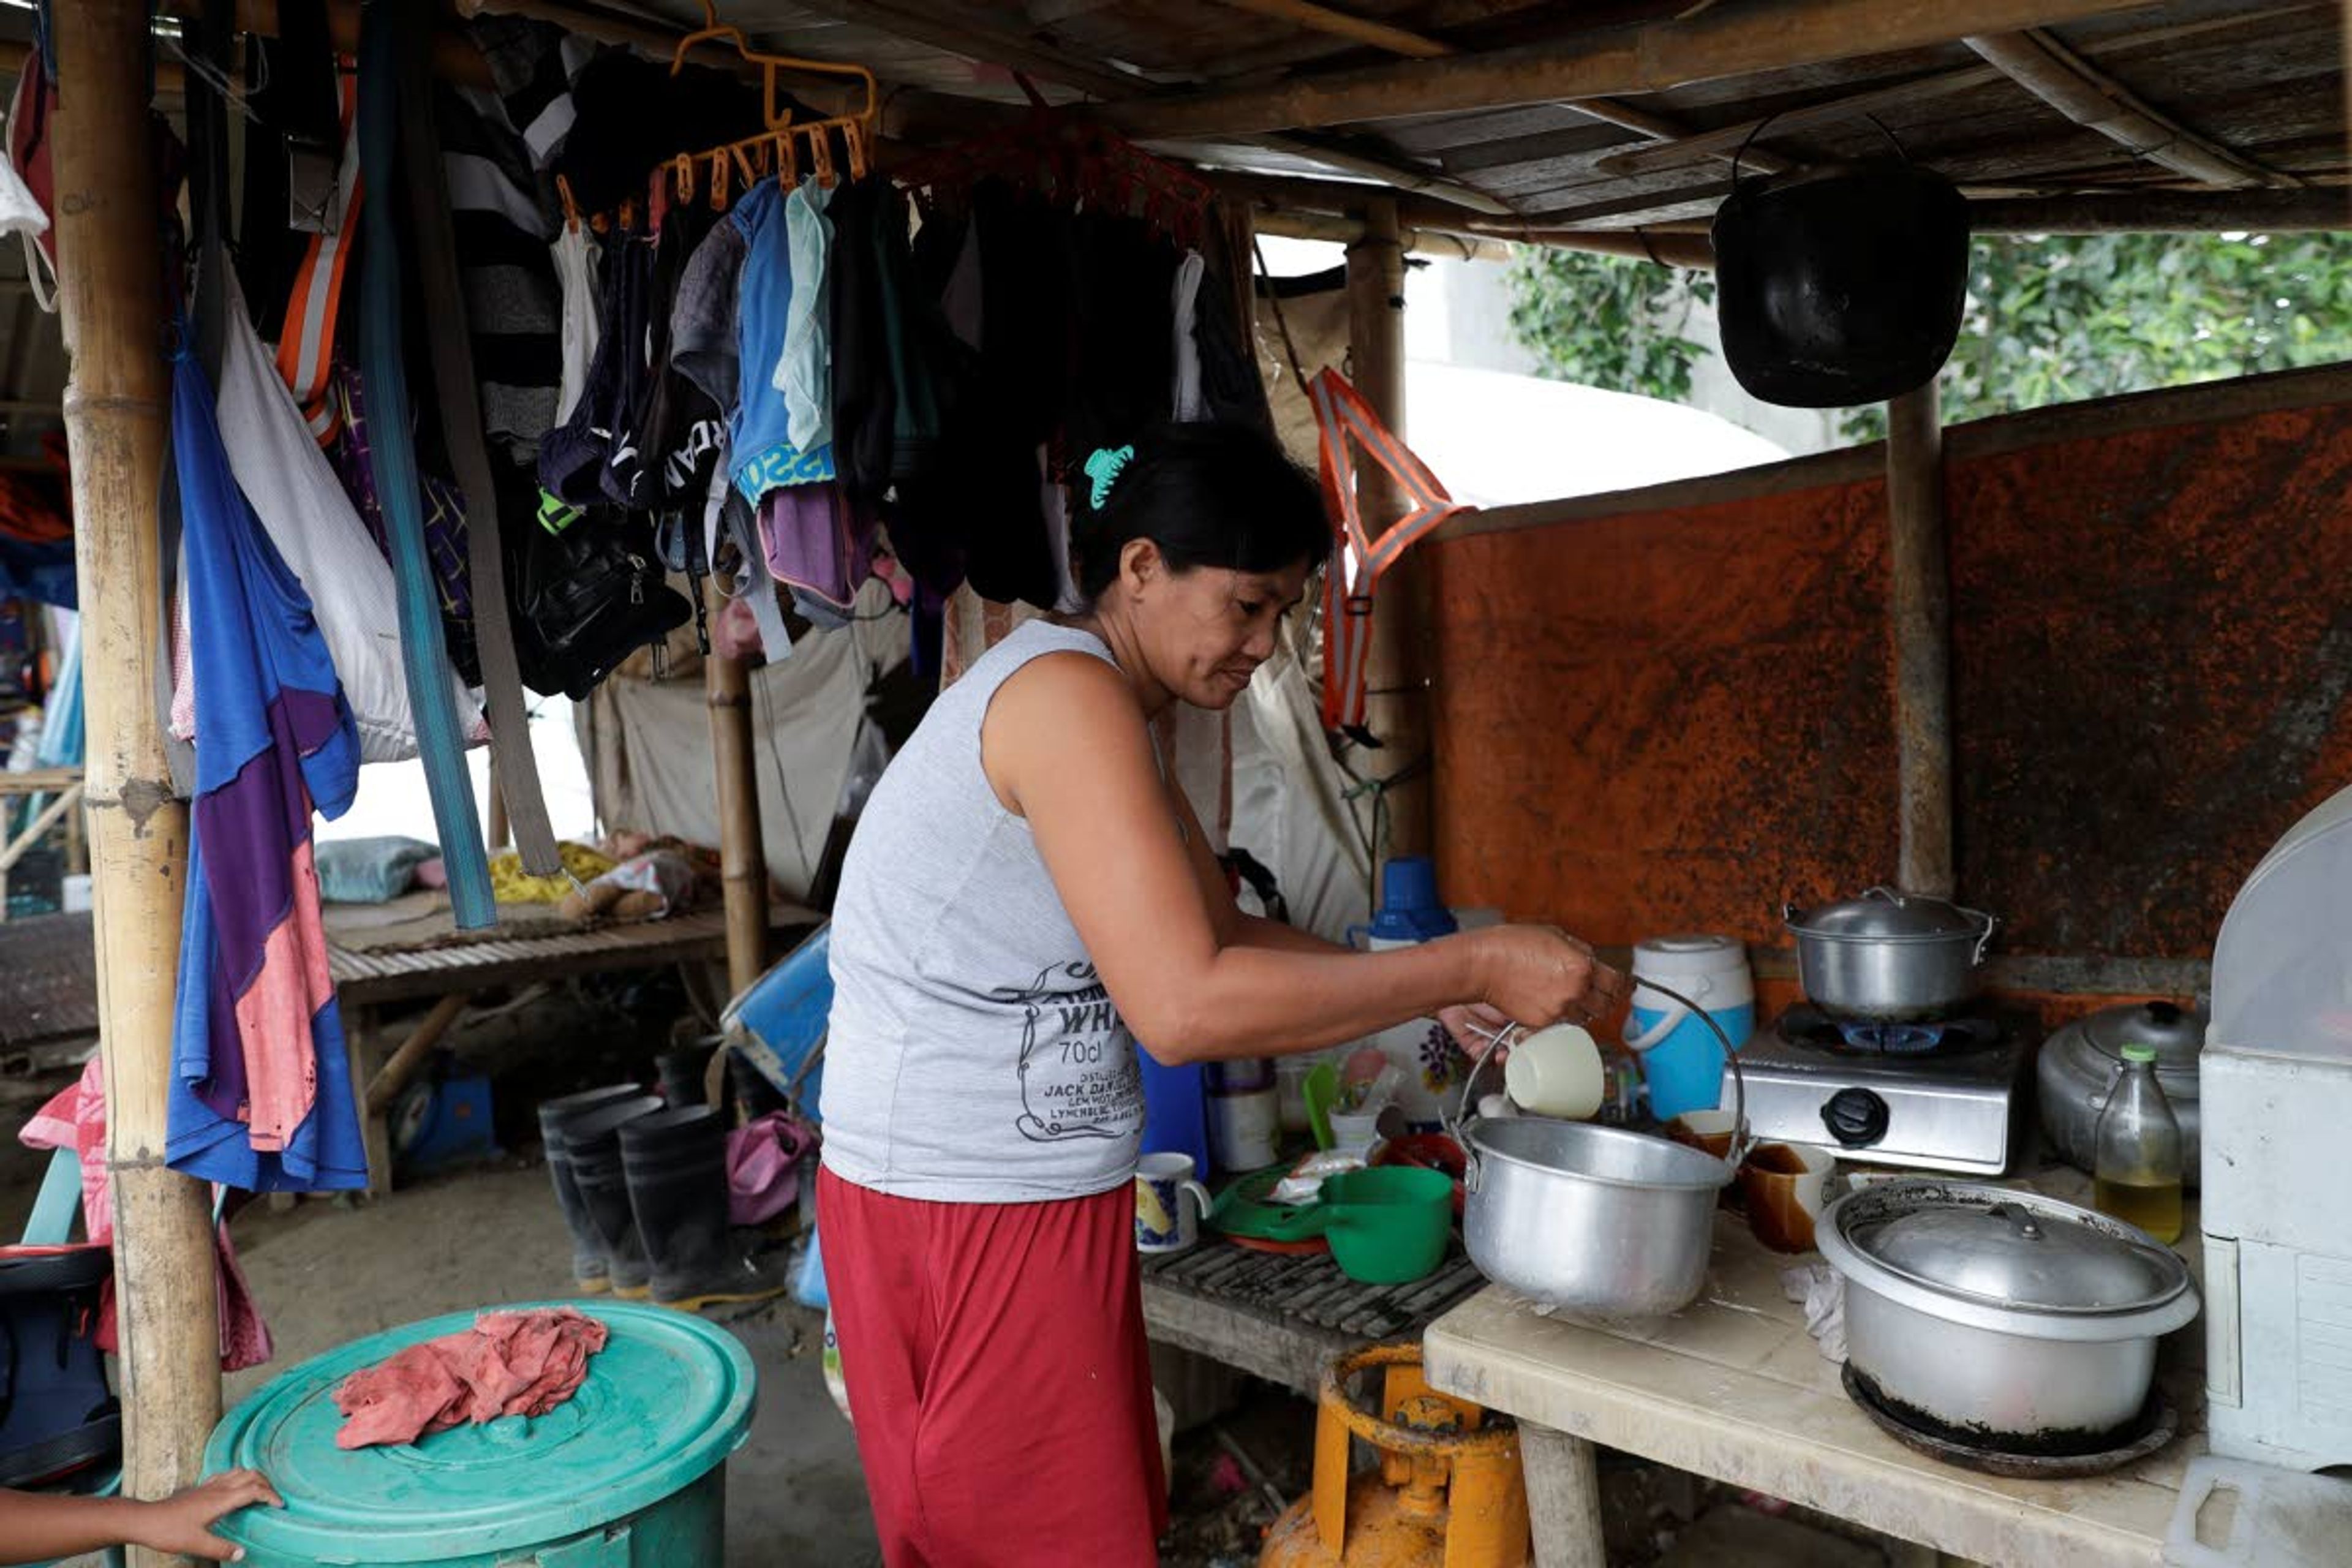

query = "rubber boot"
[
  {"left": 657, "top": 1042, "right": 714, "bottom": 1109},
  {"left": 564, "top": 1095, "right": 665, "bottom": 1299},
  {"left": 620, "top": 1106, "right": 790, "bottom": 1312},
  {"left": 537, "top": 1085, "right": 644, "bottom": 1294}
]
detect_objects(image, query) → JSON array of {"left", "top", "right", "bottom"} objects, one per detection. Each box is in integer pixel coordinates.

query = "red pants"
[{"left": 818, "top": 1167, "right": 1167, "bottom": 1567}]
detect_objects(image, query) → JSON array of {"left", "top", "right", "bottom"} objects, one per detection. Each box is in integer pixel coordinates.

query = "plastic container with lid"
[
  {"left": 1624, "top": 935, "right": 1754, "bottom": 1121},
  {"left": 1347, "top": 857, "right": 1463, "bottom": 1126},
  {"left": 203, "top": 1302, "right": 755, "bottom": 1567}
]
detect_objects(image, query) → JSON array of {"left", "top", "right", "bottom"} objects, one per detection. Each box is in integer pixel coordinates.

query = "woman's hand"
[
  {"left": 1468, "top": 925, "right": 1629, "bottom": 1031},
  {"left": 134, "top": 1469, "right": 284, "bottom": 1561}
]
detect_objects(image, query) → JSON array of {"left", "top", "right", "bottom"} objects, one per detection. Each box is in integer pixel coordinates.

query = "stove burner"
[
  {"left": 1777, "top": 1005, "right": 2008, "bottom": 1058},
  {"left": 1836, "top": 1021, "right": 1943, "bottom": 1054}
]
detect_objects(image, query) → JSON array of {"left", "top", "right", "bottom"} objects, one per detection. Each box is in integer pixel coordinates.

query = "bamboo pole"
[
  {"left": 704, "top": 584, "right": 767, "bottom": 995},
  {"left": 1344, "top": 197, "right": 1433, "bottom": 865},
  {"left": 1885, "top": 382, "right": 1956, "bottom": 900},
  {"left": 1964, "top": 30, "right": 2288, "bottom": 188},
  {"left": 364, "top": 993, "right": 475, "bottom": 1116},
  {"left": 51, "top": 2, "right": 221, "bottom": 1554}
]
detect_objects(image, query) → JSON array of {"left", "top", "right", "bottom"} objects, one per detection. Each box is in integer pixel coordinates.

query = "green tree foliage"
[
  {"left": 1507, "top": 232, "right": 2352, "bottom": 442},
  {"left": 1506, "top": 247, "right": 1716, "bottom": 404}
]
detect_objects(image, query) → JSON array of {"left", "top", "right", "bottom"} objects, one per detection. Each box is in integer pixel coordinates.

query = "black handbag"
[{"left": 514, "top": 512, "right": 692, "bottom": 700}]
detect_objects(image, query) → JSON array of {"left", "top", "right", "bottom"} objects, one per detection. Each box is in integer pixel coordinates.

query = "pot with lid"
[
  {"left": 1818, "top": 1180, "right": 2198, "bottom": 1444},
  {"left": 1784, "top": 886, "right": 1997, "bottom": 1021},
  {"left": 2038, "top": 1000, "right": 2205, "bottom": 1186}
]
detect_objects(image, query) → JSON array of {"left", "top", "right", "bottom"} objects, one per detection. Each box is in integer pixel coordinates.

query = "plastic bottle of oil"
[{"left": 2094, "top": 1044, "right": 2184, "bottom": 1243}]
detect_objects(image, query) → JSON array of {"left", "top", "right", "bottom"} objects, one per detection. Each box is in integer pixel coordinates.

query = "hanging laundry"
[
  {"left": 434, "top": 77, "right": 565, "bottom": 458},
  {"left": 551, "top": 221, "right": 601, "bottom": 424},
  {"left": 233, "top": 0, "right": 339, "bottom": 333},
  {"left": 23, "top": 1058, "right": 275, "bottom": 1372},
  {"left": 774, "top": 179, "right": 835, "bottom": 453},
  {"left": 757, "top": 482, "right": 873, "bottom": 612},
  {"left": 334, "top": 1308, "right": 608, "bottom": 1450},
  {"left": 728, "top": 177, "right": 835, "bottom": 498},
  {"left": 464, "top": 15, "right": 597, "bottom": 173},
  {"left": 322, "top": 360, "right": 483, "bottom": 687},
  {"left": 214, "top": 273, "right": 484, "bottom": 764},
  {"left": 356, "top": 1, "right": 497, "bottom": 931},
  {"left": 826, "top": 177, "right": 895, "bottom": 500},
  {"left": 162, "top": 345, "right": 371, "bottom": 1194},
  {"left": 402, "top": 9, "right": 567, "bottom": 886},
  {"left": 538, "top": 221, "right": 654, "bottom": 508},
  {"left": 271, "top": 69, "right": 361, "bottom": 448},
  {"left": 1172, "top": 250, "right": 1207, "bottom": 421}
]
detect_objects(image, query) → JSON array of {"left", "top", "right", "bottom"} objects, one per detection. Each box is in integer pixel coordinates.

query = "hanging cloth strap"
[
  {"left": 276, "top": 65, "right": 361, "bottom": 445},
  {"left": 356, "top": 2, "right": 496, "bottom": 929},
  {"left": 393, "top": 3, "right": 562, "bottom": 880},
  {"left": 1308, "top": 368, "right": 1471, "bottom": 735}
]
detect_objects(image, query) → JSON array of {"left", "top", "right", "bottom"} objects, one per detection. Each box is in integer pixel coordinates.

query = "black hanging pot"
[{"left": 1711, "top": 154, "right": 1970, "bottom": 409}]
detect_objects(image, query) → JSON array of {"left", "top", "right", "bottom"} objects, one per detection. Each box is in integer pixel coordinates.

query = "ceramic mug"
[
  {"left": 1738, "top": 1142, "right": 1838, "bottom": 1253},
  {"left": 1502, "top": 1023, "right": 1605, "bottom": 1119},
  {"left": 1665, "top": 1109, "right": 1738, "bottom": 1161},
  {"left": 1135, "top": 1152, "right": 1216, "bottom": 1253}
]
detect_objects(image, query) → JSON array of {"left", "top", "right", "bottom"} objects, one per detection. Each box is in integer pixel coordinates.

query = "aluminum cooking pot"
[
  {"left": 2039, "top": 1000, "right": 2205, "bottom": 1186},
  {"left": 1817, "top": 1180, "right": 2198, "bottom": 1442},
  {"left": 1711, "top": 158, "right": 1970, "bottom": 408},
  {"left": 1450, "top": 990, "right": 1748, "bottom": 1316},
  {"left": 1784, "top": 886, "right": 1996, "bottom": 1022}
]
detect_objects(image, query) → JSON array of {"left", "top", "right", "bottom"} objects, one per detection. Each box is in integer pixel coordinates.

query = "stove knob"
[{"left": 1822, "top": 1087, "right": 1890, "bottom": 1147}]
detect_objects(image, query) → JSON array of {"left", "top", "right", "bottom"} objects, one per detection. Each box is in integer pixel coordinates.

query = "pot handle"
[
  {"left": 1640, "top": 975, "right": 1754, "bottom": 1175},
  {"left": 1447, "top": 1024, "right": 1517, "bottom": 1192},
  {"left": 1960, "top": 906, "right": 1999, "bottom": 964}
]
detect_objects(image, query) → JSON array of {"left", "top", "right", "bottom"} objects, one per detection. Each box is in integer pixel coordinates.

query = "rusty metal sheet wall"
[
  {"left": 1427, "top": 400, "right": 2352, "bottom": 963},
  {"left": 1428, "top": 473, "right": 1899, "bottom": 949}
]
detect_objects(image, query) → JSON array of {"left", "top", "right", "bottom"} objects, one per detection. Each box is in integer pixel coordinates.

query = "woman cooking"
[{"left": 820, "top": 420, "right": 1626, "bottom": 1566}]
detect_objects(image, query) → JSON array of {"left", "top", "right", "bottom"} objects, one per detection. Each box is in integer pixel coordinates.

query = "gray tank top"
[{"left": 821, "top": 620, "right": 1147, "bottom": 1200}]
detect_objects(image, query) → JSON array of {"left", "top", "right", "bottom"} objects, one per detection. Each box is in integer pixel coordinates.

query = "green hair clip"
[{"left": 1084, "top": 444, "right": 1136, "bottom": 511}]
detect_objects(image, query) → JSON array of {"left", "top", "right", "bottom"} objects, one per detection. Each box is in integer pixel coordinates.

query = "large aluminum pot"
[
  {"left": 1462, "top": 1118, "right": 1735, "bottom": 1316},
  {"left": 1818, "top": 1181, "right": 2198, "bottom": 1442},
  {"left": 1784, "top": 886, "right": 1996, "bottom": 1021},
  {"left": 2038, "top": 1000, "right": 2205, "bottom": 1186}
]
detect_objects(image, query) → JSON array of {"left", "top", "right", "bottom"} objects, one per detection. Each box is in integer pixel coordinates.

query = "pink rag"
[
  {"left": 333, "top": 1307, "right": 609, "bottom": 1450},
  {"left": 726, "top": 1112, "right": 815, "bottom": 1227},
  {"left": 19, "top": 1058, "right": 274, "bottom": 1371}
]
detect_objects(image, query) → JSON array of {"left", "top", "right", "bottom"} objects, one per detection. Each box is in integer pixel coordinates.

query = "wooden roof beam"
[
  {"left": 1209, "top": 0, "right": 1795, "bottom": 173},
  {"left": 778, "top": 0, "right": 1510, "bottom": 212},
  {"left": 1593, "top": 4, "right": 2330, "bottom": 181},
  {"left": 1964, "top": 29, "right": 2296, "bottom": 188},
  {"left": 1101, "top": 0, "right": 2183, "bottom": 138}
]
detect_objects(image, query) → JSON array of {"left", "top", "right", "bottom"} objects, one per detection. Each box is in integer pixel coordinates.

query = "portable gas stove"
[{"left": 1726, "top": 1004, "right": 2037, "bottom": 1175}]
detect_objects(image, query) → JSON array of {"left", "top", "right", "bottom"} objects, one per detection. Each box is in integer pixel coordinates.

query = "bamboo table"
[
  {"left": 1422, "top": 1170, "right": 2202, "bottom": 1567},
  {"left": 1142, "top": 1237, "right": 1490, "bottom": 1398}
]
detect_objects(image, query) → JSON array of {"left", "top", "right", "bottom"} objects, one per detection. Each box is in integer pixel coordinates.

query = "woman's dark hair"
[{"left": 1073, "top": 421, "right": 1327, "bottom": 606}]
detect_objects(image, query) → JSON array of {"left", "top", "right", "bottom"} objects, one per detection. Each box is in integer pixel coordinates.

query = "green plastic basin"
[{"left": 202, "top": 1301, "right": 755, "bottom": 1567}]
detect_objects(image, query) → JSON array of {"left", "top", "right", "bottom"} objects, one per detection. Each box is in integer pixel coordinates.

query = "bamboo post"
[
  {"left": 51, "top": 0, "right": 222, "bottom": 1552},
  {"left": 1345, "top": 196, "right": 1433, "bottom": 867},
  {"left": 704, "top": 584, "right": 767, "bottom": 995},
  {"left": 1885, "top": 381, "right": 1956, "bottom": 899}
]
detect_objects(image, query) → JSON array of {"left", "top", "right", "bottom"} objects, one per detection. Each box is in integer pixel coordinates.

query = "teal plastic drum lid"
[{"left": 203, "top": 1302, "right": 755, "bottom": 1562}]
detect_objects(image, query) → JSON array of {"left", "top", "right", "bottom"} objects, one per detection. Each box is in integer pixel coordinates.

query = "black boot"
[
  {"left": 620, "top": 1106, "right": 790, "bottom": 1311},
  {"left": 564, "top": 1095, "right": 665, "bottom": 1299},
  {"left": 537, "top": 1085, "right": 645, "bottom": 1294}
]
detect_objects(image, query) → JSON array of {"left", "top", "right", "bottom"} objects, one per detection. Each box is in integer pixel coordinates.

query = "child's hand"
[{"left": 135, "top": 1469, "right": 284, "bottom": 1561}]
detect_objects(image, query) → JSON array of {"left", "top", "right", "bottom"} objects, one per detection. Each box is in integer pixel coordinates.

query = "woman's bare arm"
[{"left": 984, "top": 654, "right": 1621, "bottom": 1063}]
